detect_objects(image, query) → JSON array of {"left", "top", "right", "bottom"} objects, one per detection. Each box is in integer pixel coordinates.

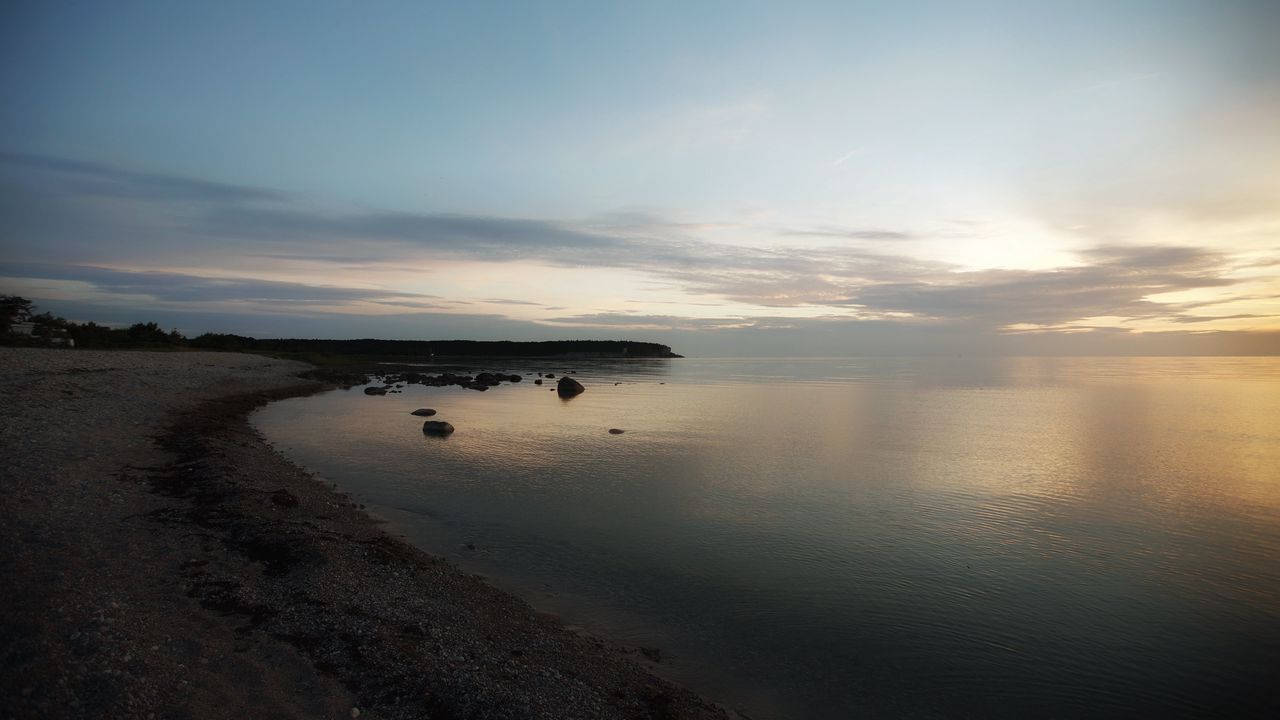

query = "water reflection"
[{"left": 254, "top": 357, "right": 1280, "bottom": 719}]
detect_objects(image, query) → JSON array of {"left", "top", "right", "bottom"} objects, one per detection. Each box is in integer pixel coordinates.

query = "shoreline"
[{"left": 0, "top": 348, "right": 728, "bottom": 719}]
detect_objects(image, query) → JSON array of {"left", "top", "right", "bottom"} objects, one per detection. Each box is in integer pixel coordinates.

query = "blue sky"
[{"left": 2, "top": 1, "right": 1278, "bottom": 354}]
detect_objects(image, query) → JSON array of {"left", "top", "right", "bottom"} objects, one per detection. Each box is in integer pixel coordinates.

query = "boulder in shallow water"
[
  {"left": 422, "top": 420, "right": 455, "bottom": 435},
  {"left": 410, "top": 408, "right": 437, "bottom": 417},
  {"left": 557, "top": 376, "right": 585, "bottom": 398},
  {"left": 363, "top": 386, "right": 388, "bottom": 396},
  {"left": 534, "top": 378, "right": 543, "bottom": 385}
]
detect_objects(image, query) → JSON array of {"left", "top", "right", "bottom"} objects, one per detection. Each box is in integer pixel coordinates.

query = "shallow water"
[{"left": 253, "top": 357, "right": 1280, "bottom": 718}]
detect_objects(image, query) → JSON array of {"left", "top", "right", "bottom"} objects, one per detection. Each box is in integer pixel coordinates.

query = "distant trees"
[
  {"left": 0, "top": 296, "right": 186, "bottom": 348},
  {"left": 1, "top": 298, "right": 681, "bottom": 357},
  {"left": 188, "top": 332, "right": 255, "bottom": 351},
  {"left": 126, "top": 321, "right": 185, "bottom": 345},
  {"left": 183, "top": 337, "right": 680, "bottom": 358}
]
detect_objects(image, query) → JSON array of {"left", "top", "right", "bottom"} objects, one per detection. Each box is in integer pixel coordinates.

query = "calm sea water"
[{"left": 253, "top": 357, "right": 1280, "bottom": 719}]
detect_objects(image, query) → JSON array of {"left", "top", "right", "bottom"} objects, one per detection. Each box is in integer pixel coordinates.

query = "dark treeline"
[
  {"left": 190, "top": 335, "right": 681, "bottom": 358},
  {"left": 3, "top": 296, "right": 680, "bottom": 357},
  {"left": 2, "top": 296, "right": 185, "bottom": 348}
]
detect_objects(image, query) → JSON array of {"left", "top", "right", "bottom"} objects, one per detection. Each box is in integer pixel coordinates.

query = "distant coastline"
[
  {"left": 2, "top": 298, "right": 685, "bottom": 360},
  {"left": 189, "top": 335, "right": 684, "bottom": 359}
]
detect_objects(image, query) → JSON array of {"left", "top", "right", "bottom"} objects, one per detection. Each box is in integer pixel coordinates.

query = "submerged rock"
[
  {"left": 556, "top": 376, "right": 585, "bottom": 398},
  {"left": 410, "top": 408, "right": 437, "bottom": 417},
  {"left": 422, "top": 420, "right": 455, "bottom": 435},
  {"left": 363, "top": 386, "right": 388, "bottom": 396}
]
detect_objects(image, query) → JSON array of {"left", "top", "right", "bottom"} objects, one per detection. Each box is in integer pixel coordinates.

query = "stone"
[
  {"left": 422, "top": 420, "right": 455, "bottom": 435},
  {"left": 556, "top": 376, "right": 585, "bottom": 398},
  {"left": 608, "top": 428, "right": 624, "bottom": 434},
  {"left": 410, "top": 408, "right": 437, "bottom": 416}
]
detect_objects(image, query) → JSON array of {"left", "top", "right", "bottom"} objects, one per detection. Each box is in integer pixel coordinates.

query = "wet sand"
[{"left": 0, "top": 348, "right": 728, "bottom": 719}]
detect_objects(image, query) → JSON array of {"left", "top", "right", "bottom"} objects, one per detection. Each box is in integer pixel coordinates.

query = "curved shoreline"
[{"left": 0, "top": 348, "right": 728, "bottom": 719}]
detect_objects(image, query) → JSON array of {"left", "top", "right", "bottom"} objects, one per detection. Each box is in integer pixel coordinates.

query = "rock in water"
[
  {"left": 422, "top": 420, "right": 455, "bottom": 435},
  {"left": 363, "top": 386, "right": 388, "bottom": 396},
  {"left": 410, "top": 408, "right": 437, "bottom": 416},
  {"left": 608, "top": 428, "right": 625, "bottom": 434},
  {"left": 534, "top": 378, "right": 543, "bottom": 385},
  {"left": 556, "top": 376, "right": 585, "bottom": 398}
]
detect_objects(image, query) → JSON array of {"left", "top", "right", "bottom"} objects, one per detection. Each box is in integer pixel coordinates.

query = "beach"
[{"left": 0, "top": 348, "right": 728, "bottom": 720}]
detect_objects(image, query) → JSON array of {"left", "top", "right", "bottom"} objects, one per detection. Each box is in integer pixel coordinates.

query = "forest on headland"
[
  {"left": 0, "top": 296, "right": 681, "bottom": 359},
  {"left": 189, "top": 335, "right": 681, "bottom": 358}
]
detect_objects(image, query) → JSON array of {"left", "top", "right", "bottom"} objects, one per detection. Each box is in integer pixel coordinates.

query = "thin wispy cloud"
[
  {"left": 481, "top": 298, "right": 546, "bottom": 306},
  {"left": 0, "top": 261, "right": 439, "bottom": 307},
  {"left": 829, "top": 147, "right": 866, "bottom": 168},
  {"left": 783, "top": 227, "right": 914, "bottom": 241},
  {"left": 1050, "top": 72, "right": 1163, "bottom": 98},
  {"left": 0, "top": 151, "right": 285, "bottom": 204}
]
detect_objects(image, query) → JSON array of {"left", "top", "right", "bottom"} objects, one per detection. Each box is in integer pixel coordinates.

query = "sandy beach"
[{"left": 0, "top": 348, "right": 728, "bottom": 720}]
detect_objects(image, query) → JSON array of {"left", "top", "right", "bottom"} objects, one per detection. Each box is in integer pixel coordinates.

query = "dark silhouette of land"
[
  {"left": 2, "top": 296, "right": 683, "bottom": 359},
  {"left": 190, "top": 335, "right": 683, "bottom": 358}
]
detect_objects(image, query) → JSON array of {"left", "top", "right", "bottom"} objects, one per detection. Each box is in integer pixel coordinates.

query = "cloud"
[
  {"left": 365, "top": 299, "right": 455, "bottom": 310},
  {"left": 1168, "top": 313, "right": 1276, "bottom": 324},
  {"left": 199, "top": 206, "right": 621, "bottom": 257},
  {"left": 0, "top": 151, "right": 284, "bottom": 204},
  {"left": 481, "top": 298, "right": 546, "bottom": 306},
  {"left": 834, "top": 245, "right": 1244, "bottom": 327},
  {"left": 783, "top": 227, "right": 914, "bottom": 241},
  {"left": 2, "top": 152, "right": 622, "bottom": 266},
  {"left": 0, "top": 261, "right": 438, "bottom": 306},
  {"left": 829, "top": 148, "right": 865, "bottom": 168},
  {"left": 2, "top": 152, "right": 1274, "bottom": 340},
  {"left": 543, "top": 312, "right": 758, "bottom": 331}
]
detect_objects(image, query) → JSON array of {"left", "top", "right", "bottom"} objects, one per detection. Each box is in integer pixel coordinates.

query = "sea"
[{"left": 252, "top": 356, "right": 1280, "bottom": 719}]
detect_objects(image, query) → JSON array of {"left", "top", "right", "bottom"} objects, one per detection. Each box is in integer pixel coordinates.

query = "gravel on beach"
[{"left": 0, "top": 348, "right": 729, "bottom": 720}]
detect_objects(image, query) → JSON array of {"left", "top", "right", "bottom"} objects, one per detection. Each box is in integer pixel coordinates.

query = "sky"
[{"left": 2, "top": 0, "right": 1278, "bottom": 355}]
